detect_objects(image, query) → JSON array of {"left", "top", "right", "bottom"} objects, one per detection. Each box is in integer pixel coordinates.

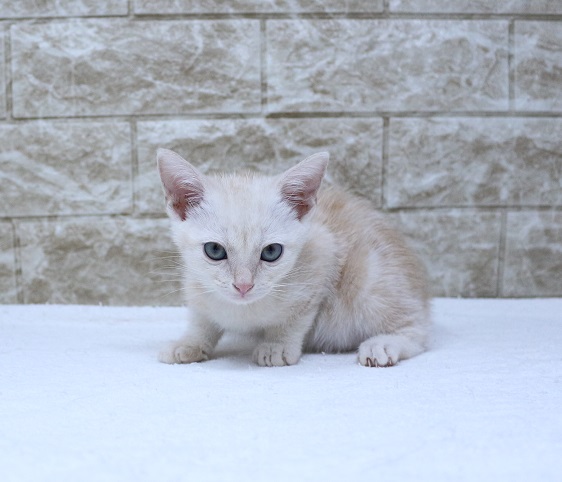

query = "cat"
[{"left": 157, "top": 148, "right": 431, "bottom": 367}]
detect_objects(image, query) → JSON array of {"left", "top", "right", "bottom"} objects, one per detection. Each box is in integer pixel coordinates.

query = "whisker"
[{"left": 157, "top": 289, "right": 186, "bottom": 300}]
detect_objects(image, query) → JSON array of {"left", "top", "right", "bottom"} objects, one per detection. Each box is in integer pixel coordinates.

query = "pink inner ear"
[
  {"left": 166, "top": 181, "right": 203, "bottom": 221},
  {"left": 280, "top": 153, "right": 328, "bottom": 220},
  {"left": 281, "top": 185, "right": 317, "bottom": 220},
  {"left": 292, "top": 201, "right": 310, "bottom": 221},
  {"left": 157, "top": 149, "right": 205, "bottom": 221},
  {"left": 172, "top": 198, "right": 189, "bottom": 222}
]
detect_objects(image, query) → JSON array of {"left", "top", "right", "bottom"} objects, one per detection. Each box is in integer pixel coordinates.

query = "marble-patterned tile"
[
  {"left": 504, "top": 211, "right": 562, "bottom": 297},
  {"left": 11, "top": 19, "right": 261, "bottom": 118},
  {"left": 0, "top": 0, "right": 128, "bottom": 18},
  {"left": 0, "top": 223, "right": 17, "bottom": 304},
  {"left": 266, "top": 20, "right": 509, "bottom": 113},
  {"left": 390, "top": 1, "right": 562, "bottom": 14},
  {"left": 134, "top": 0, "right": 383, "bottom": 14},
  {"left": 136, "top": 118, "right": 383, "bottom": 213},
  {"left": 387, "top": 118, "right": 562, "bottom": 208},
  {"left": 392, "top": 210, "right": 502, "bottom": 297},
  {"left": 514, "top": 22, "right": 562, "bottom": 111},
  {"left": 0, "top": 121, "right": 132, "bottom": 216},
  {"left": 0, "top": 35, "right": 5, "bottom": 119},
  {"left": 17, "top": 217, "right": 183, "bottom": 305}
]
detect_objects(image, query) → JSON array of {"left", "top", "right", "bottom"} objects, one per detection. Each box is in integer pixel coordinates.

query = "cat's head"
[{"left": 157, "top": 148, "right": 328, "bottom": 305}]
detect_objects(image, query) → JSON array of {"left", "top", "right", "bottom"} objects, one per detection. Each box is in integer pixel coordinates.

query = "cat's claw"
[
  {"left": 364, "top": 357, "right": 394, "bottom": 368},
  {"left": 358, "top": 337, "right": 400, "bottom": 368},
  {"left": 253, "top": 342, "right": 300, "bottom": 367},
  {"left": 158, "top": 344, "right": 209, "bottom": 364}
]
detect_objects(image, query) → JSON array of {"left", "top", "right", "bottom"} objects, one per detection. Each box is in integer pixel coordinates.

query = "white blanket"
[{"left": 1, "top": 299, "right": 561, "bottom": 481}]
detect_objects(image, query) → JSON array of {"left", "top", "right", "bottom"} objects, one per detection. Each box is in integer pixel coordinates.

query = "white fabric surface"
[{"left": 1, "top": 299, "right": 561, "bottom": 481}]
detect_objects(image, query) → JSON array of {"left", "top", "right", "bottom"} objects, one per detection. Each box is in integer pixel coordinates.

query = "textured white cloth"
[{"left": 1, "top": 299, "right": 561, "bottom": 482}]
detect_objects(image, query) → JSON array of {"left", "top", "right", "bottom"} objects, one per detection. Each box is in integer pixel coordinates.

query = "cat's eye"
[
  {"left": 260, "top": 243, "right": 283, "bottom": 262},
  {"left": 204, "top": 242, "right": 227, "bottom": 261}
]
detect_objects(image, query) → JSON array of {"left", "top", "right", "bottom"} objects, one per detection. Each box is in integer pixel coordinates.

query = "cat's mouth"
[
  {"left": 229, "top": 292, "right": 259, "bottom": 304},
  {"left": 227, "top": 287, "right": 265, "bottom": 305}
]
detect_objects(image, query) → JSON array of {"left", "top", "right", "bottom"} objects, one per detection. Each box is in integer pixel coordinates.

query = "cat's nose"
[{"left": 233, "top": 282, "right": 254, "bottom": 296}]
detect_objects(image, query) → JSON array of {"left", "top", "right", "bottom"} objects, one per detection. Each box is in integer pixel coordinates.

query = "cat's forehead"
[
  {"left": 209, "top": 172, "right": 278, "bottom": 210},
  {"left": 201, "top": 172, "right": 291, "bottom": 239}
]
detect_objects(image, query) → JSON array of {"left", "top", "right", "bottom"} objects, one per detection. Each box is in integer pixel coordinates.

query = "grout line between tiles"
[
  {"left": 508, "top": 20, "right": 515, "bottom": 111},
  {"left": 10, "top": 220, "right": 23, "bottom": 303},
  {"left": 496, "top": 210, "right": 508, "bottom": 297},
  {"left": 381, "top": 117, "right": 389, "bottom": 209},
  {"left": 3, "top": 23, "right": 13, "bottom": 120},
  {"left": 260, "top": 19, "right": 267, "bottom": 113},
  {"left": 130, "top": 119, "right": 139, "bottom": 216}
]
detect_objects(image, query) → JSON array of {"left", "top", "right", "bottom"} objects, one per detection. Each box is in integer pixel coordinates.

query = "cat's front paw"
[
  {"left": 358, "top": 336, "right": 400, "bottom": 368},
  {"left": 253, "top": 342, "right": 301, "bottom": 367},
  {"left": 158, "top": 343, "right": 210, "bottom": 364}
]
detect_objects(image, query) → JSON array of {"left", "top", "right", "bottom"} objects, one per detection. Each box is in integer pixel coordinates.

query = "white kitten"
[{"left": 157, "top": 148, "right": 431, "bottom": 367}]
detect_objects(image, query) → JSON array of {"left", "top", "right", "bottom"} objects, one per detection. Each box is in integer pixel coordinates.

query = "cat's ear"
[
  {"left": 157, "top": 148, "right": 205, "bottom": 221},
  {"left": 279, "top": 152, "right": 328, "bottom": 220}
]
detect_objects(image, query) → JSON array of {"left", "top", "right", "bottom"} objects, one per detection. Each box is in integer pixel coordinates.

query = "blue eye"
[
  {"left": 204, "top": 242, "right": 227, "bottom": 261},
  {"left": 261, "top": 243, "right": 283, "bottom": 262}
]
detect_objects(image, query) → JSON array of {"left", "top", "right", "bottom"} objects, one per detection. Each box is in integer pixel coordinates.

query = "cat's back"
[
  {"left": 309, "top": 185, "right": 431, "bottom": 349},
  {"left": 314, "top": 185, "right": 428, "bottom": 293},
  {"left": 314, "top": 185, "right": 407, "bottom": 256}
]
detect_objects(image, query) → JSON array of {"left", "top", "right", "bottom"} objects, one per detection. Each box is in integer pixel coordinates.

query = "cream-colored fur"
[{"left": 157, "top": 149, "right": 431, "bottom": 367}]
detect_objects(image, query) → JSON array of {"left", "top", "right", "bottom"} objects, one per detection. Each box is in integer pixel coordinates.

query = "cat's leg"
[
  {"left": 252, "top": 310, "right": 317, "bottom": 367},
  {"left": 158, "top": 314, "right": 223, "bottom": 364},
  {"left": 357, "top": 325, "right": 428, "bottom": 368}
]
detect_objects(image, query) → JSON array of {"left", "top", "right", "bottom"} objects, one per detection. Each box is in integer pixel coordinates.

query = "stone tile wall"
[{"left": 0, "top": 1, "right": 560, "bottom": 304}]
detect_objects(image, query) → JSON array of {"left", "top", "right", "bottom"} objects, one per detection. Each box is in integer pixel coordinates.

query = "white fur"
[{"left": 157, "top": 149, "right": 431, "bottom": 367}]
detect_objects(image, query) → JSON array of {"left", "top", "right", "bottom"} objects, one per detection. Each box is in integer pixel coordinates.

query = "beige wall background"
[{"left": 0, "top": 0, "right": 561, "bottom": 305}]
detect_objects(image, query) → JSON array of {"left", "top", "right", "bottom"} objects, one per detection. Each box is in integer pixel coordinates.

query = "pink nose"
[{"left": 233, "top": 283, "right": 254, "bottom": 296}]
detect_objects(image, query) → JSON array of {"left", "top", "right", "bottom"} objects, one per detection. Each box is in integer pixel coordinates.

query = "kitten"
[{"left": 157, "top": 148, "right": 431, "bottom": 367}]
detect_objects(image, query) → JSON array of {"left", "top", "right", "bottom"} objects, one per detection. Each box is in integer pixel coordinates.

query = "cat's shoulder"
[
  {"left": 314, "top": 184, "right": 401, "bottom": 244},
  {"left": 317, "top": 184, "right": 380, "bottom": 219}
]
